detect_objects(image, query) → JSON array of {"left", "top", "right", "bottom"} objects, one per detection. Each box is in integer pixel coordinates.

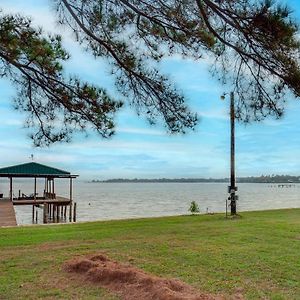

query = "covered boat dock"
[{"left": 0, "top": 162, "right": 78, "bottom": 226}]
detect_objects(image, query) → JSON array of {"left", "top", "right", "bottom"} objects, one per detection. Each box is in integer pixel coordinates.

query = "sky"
[{"left": 1, "top": 0, "right": 300, "bottom": 180}]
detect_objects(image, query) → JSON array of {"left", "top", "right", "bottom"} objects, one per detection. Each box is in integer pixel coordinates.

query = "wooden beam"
[
  {"left": 73, "top": 202, "right": 77, "bottom": 222},
  {"left": 69, "top": 178, "right": 73, "bottom": 202},
  {"left": 9, "top": 177, "right": 12, "bottom": 201},
  {"left": 34, "top": 177, "right": 37, "bottom": 201},
  {"left": 44, "top": 178, "right": 47, "bottom": 196},
  {"left": 32, "top": 205, "right": 35, "bottom": 223}
]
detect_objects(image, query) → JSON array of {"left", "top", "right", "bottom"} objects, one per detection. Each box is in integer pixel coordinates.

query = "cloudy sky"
[{"left": 1, "top": 0, "right": 300, "bottom": 180}]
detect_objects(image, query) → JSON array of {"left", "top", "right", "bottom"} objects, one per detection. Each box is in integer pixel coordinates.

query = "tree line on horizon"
[{"left": 91, "top": 175, "right": 300, "bottom": 184}]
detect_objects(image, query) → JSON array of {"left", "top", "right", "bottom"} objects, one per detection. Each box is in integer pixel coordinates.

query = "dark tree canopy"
[
  {"left": 1, "top": 0, "right": 300, "bottom": 146},
  {"left": 55, "top": 0, "right": 300, "bottom": 122}
]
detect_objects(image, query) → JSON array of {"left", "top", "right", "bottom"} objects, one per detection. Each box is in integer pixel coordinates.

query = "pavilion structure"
[{"left": 0, "top": 162, "right": 78, "bottom": 225}]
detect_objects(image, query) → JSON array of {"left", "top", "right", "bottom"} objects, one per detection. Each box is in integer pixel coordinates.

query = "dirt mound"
[{"left": 64, "top": 254, "right": 225, "bottom": 300}]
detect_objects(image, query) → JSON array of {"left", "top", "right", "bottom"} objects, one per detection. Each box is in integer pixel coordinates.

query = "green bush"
[{"left": 189, "top": 201, "right": 200, "bottom": 214}]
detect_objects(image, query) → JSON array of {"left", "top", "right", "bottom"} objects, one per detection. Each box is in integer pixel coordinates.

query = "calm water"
[{"left": 1, "top": 180, "right": 299, "bottom": 225}]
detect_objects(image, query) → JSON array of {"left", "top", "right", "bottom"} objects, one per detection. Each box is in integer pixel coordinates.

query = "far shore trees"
[{"left": 1, "top": 0, "right": 300, "bottom": 145}]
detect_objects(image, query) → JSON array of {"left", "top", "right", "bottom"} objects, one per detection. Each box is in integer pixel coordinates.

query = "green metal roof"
[{"left": 0, "top": 162, "right": 75, "bottom": 177}]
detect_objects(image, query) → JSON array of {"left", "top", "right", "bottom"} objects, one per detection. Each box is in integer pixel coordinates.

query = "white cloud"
[{"left": 117, "top": 127, "right": 165, "bottom": 136}]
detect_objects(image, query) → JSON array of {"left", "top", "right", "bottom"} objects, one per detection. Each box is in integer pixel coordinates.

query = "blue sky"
[{"left": 1, "top": 0, "right": 300, "bottom": 180}]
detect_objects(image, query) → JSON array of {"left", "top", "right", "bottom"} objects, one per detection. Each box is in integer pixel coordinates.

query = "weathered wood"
[
  {"left": 9, "top": 177, "right": 12, "bottom": 201},
  {"left": 0, "top": 199, "right": 17, "bottom": 226},
  {"left": 43, "top": 202, "right": 47, "bottom": 224},
  {"left": 69, "top": 202, "right": 72, "bottom": 222},
  {"left": 73, "top": 202, "right": 77, "bottom": 222},
  {"left": 13, "top": 196, "right": 71, "bottom": 206},
  {"left": 32, "top": 205, "right": 35, "bottom": 222},
  {"left": 34, "top": 177, "right": 37, "bottom": 201}
]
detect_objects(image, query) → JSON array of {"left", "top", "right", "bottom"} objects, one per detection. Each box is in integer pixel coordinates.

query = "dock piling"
[
  {"left": 73, "top": 202, "right": 77, "bottom": 222},
  {"left": 32, "top": 205, "right": 35, "bottom": 223},
  {"left": 43, "top": 202, "right": 48, "bottom": 224},
  {"left": 69, "top": 202, "right": 72, "bottom": 222}
]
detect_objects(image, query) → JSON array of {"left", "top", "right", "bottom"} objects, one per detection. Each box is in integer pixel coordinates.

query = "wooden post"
[
  {"left": 32, "top": 205, "right": 35, "bottom": 223},
  {"left": 9, "top": 177, "right": 13, "bottom": 201},
  {"left": 64, "top": 205, "right": 67, "bottom": 218},
  {"left": 43, "top": 202, "right": 47, "bottom": 224},
  {"left": 47, "top": 179, "right": 50, "bottom": 197},
  {"left": 53, "top": 179, "right": 55, "bottom": 199},
  {"left": 35, "top": 210, "right": 38, "bottom": 223},
  {"left": 69, "top": 202, "right": 72, "bottom": 222},
  {"left": 73, "top": 202, "right": 77, "bottom": 222},
  {"left": 34, "top": 177, "right": 37, "bottom": 201},
  {"left": 44, "top": 178, "right": 47, "bottom": 197}
]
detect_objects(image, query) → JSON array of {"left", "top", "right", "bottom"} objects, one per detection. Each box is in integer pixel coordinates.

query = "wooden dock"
[
  {"left": 12, "top": 196, "right": 71, "bottom": 206},
  {"left": 0, "top": 196, "right": 75, "bottom": 226},
  {"left": 0, "top": 199, "right": 17, "bottom": 226}
]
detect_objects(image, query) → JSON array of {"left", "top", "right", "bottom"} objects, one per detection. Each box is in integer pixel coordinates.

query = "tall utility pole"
[{"left": 228, "top": 92, "right": 237, "bottom": 215}]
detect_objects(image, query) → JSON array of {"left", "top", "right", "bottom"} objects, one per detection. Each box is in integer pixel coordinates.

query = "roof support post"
[
  {"left": 52, "top": 179, "right": 55, "bottom": 199},
  {"left": 34, "top": 177, "right": 37, "bottom": 201},
  {"left": 69, "top": 177, "right": 73, "bottom": 202},
  {"left": 44, "top": 178, "right": 47, "bottom": 197},
  {"left": 9, "top": 177, "right": 13, "bottom": 201}
]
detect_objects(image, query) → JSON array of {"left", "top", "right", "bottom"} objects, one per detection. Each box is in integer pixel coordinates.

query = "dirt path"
[{"left": 64, "top": 254, "right": 233, "bottom": 300}]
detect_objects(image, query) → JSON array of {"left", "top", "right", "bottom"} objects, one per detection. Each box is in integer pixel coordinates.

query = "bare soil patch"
[{"left": 64, "top": 254, "right": 227, "bottom": 300}]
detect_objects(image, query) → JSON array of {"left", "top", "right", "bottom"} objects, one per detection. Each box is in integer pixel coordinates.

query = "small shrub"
[{"left": 189, "top": 201, "right": 200, "bottom": 214}]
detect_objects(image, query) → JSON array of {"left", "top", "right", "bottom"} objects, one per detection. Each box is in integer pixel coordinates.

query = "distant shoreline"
[{"left": 90, "top": 175, "right": 300, "bottom": 184}]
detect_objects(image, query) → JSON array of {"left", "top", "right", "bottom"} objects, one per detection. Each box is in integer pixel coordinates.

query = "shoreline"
[{"left": 5, "top": 206, "right": 300, "bottom": 228}]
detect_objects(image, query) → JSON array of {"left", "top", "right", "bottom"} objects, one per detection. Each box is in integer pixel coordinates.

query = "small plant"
[{"left": 188, "top": 201, "right": 200, "bottom": 214}]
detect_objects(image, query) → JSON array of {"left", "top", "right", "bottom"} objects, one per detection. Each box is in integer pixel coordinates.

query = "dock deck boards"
[
  {"left": 0, "top": 199, "right": 17, "bottom": 227},
  {"left": 13, "top": 196, "right": 70, "bottom": 206}
]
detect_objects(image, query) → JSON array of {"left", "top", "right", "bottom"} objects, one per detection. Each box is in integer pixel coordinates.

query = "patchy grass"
[{"left": 1, "top": 209, "right": 300, "bottom": 299}]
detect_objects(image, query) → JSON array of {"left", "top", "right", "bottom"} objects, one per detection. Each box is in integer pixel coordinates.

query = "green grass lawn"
[{"left": 1, "top": 209, "right": 300, "bottom": 299}]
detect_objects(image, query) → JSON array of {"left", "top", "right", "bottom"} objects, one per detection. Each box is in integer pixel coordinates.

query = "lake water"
[{"left": 1, "top": 180, "right": 299, "bottom": 225}]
